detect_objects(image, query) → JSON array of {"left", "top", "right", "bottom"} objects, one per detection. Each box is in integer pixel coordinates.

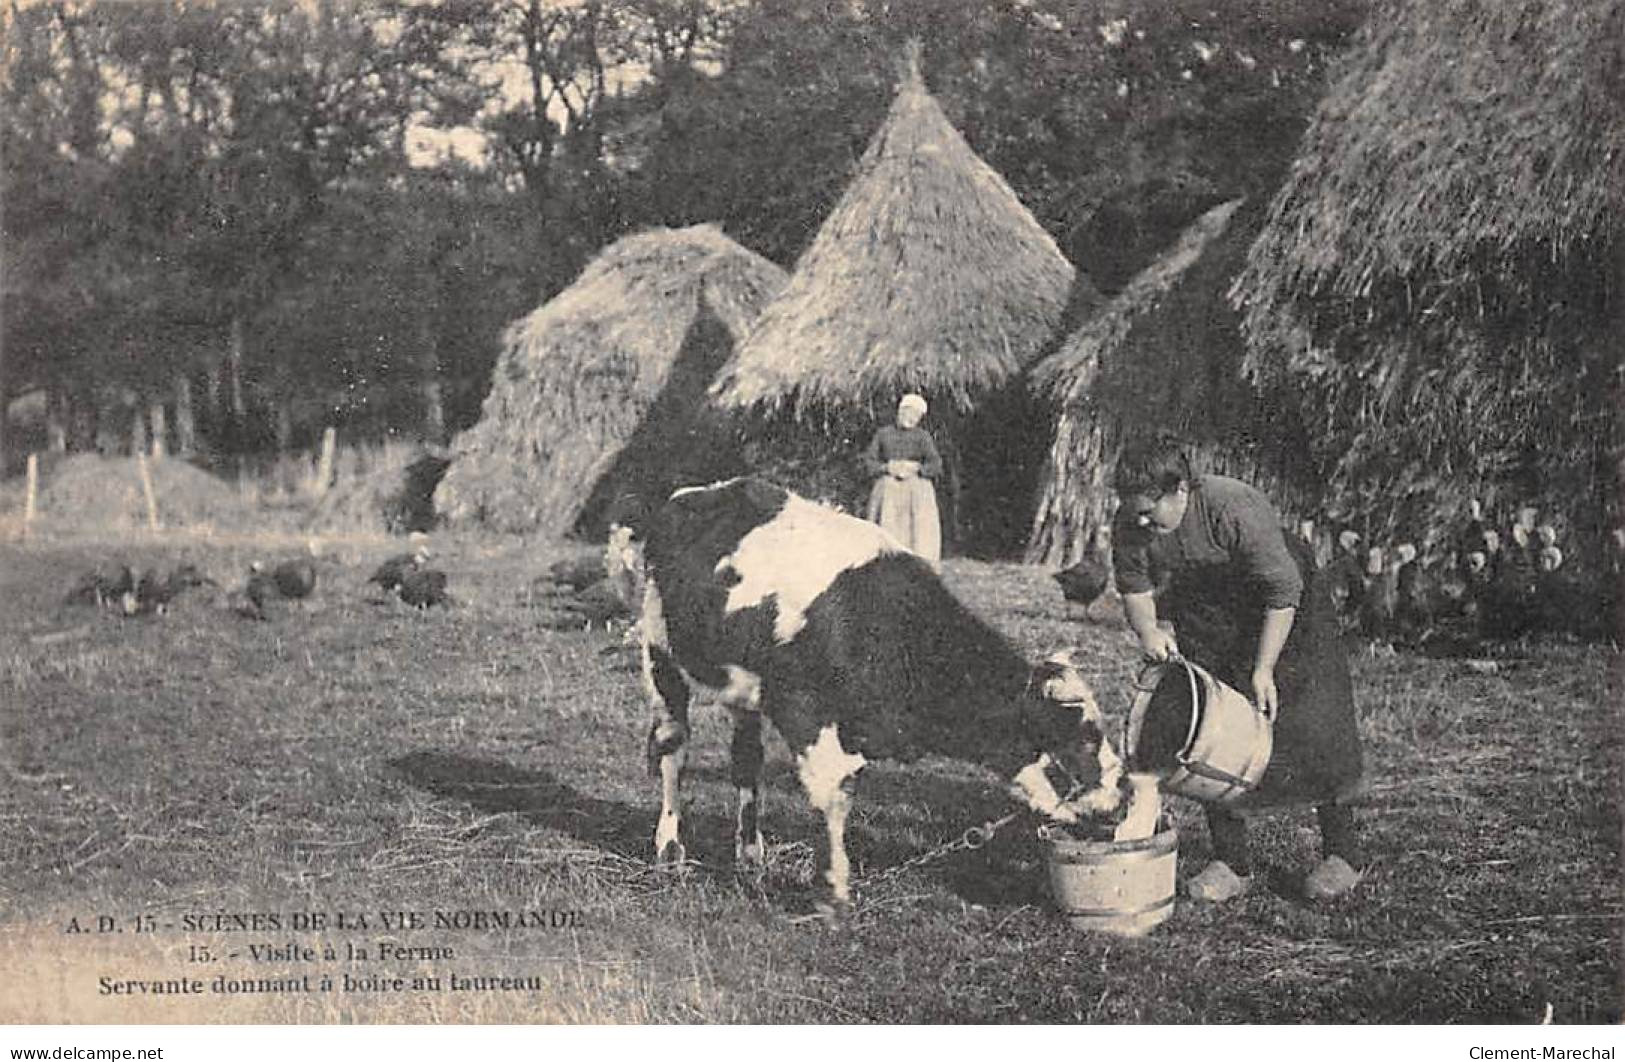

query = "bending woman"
[{"left": 1112, "top": 437, "right": 1366, "bottom": 903}]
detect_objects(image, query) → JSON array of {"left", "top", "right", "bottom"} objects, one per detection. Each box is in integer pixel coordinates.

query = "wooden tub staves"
[{"left": 1047, "top": 826, "right": 1178, "bottom": 937}]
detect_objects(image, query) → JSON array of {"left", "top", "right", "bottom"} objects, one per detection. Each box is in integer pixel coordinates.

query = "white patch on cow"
[
  {"left": 639, "top": 581, "right": 669, "bottom": 702},
  {"left": 1011, "top": 755, "right": 1079, "bottom": 823},
  {"left": 717, "top": 665, "right": 762, "bottom": 711},
  {"left": 720, "top": 494, "right": 901, "bottom": 643},
  {"left": 1113, "top": 773, "right": 1163, "bottom": 843},
  {"left": 796, "top": 724, "right": 866, "bottom": 904},
  {"left": 654, "top": 807, "right": 682, "bottom": 855},
  {"left": 1065, "top": 729, "right": 1131, "bottom": 817},
  {"left": 796, "top": 724, "right": 866, "bottom": 814}
]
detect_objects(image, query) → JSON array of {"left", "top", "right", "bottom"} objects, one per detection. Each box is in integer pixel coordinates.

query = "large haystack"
[
  {"left": 1234, "top": 0, "right": 1624, "bottom": 539},
  {"left": 1028, "top": 199, "right": 1301, "bottom": 565},
  {"left": 434, "top": 225, "right": 787, "bottom": 536},
  {"left": 709, "top": 51, "right": 1079, "bottom": 554}
]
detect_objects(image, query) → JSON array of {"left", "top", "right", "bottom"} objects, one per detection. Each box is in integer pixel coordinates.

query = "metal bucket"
[
  {"left": 1127, "top": 657, "right": 1273, "bottom": 804},
  {"left": 1046, "top": 827, "right": 1178, "bottom": 937}
]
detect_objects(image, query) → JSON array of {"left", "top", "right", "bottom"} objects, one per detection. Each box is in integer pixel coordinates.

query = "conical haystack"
[
  {"left": 1028, "top": 199, "right": 1312, "bottom": 566},
  {"left": 710, "top": 52, "right": 1077, "bottom": 418},
  {"left": 709, "top": 49, "right": 1079, "bottom": 555},
  {"left": 435, "top": 225, "right": 787, "bottom": 536},
  {"left": 1234, "top": 0, "right": 1624, "bottom": 539}
]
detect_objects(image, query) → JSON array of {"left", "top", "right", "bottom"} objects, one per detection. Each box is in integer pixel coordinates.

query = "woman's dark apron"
[{"left": 1150, "top": 535, "right": 1365, "bottom": 808}]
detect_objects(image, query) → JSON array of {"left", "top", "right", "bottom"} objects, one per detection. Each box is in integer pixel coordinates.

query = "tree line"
[{"left": 0, "top": 0, "right": 1366, "bottom": 477}]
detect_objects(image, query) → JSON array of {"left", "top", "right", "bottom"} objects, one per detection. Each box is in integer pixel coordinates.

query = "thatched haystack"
[
  {"left": 434, "top": 225, "right": 787, "bottom": 536},
  {"left": 1233, "top": 0, "right": 1624, "bottom": 541},
  {"left": 709, "top": 50, "right": 1079, "bottom": 553},
  {"left": 1029, "top": 199, "right": 1316, "bottom": 565}
]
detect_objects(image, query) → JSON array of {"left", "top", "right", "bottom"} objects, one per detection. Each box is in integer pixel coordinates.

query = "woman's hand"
[
  {"left": 887, "top": 459, "right": 918, "bottom": 480},
  {"left": 1251, "top": 666, "right": 1279, "bottom": 721},
  {"left": 1140, "top": 627, "right": 1179, "bottom": 662}
]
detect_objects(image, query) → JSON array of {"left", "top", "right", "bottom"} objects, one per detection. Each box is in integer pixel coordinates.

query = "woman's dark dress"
[{"left": 1113, "top": 475, "right": 1364, "bottom": 809}]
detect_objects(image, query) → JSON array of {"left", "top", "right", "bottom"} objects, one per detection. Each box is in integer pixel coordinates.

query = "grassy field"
[{"left": 0, "top": 529, "right": 1619, "bottom": 1024}]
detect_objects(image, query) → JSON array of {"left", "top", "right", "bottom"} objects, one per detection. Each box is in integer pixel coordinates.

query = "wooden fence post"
[
  {"left": 136, "top": 452, "right": 160, "bottom": 531},
  {"left": 312, "top": 426, "right": 337, "bottom": 499},
  {"left": 23, "top": 452, "right": 38, "bottom": 530}
]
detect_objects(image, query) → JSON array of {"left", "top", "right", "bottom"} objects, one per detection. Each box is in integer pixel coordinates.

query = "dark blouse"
[
  {"left": 862, "top": 425, "right": 944, "bottom": 480},
  {"left": 1113, "top": 474, "right": 1304, "bottom": 611}
]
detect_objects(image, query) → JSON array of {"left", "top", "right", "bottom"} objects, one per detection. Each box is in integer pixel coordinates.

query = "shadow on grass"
[
  {"left": 388, "top": 750, "right": 711, "bottom": 863},
  {"left": 391, "top": 749, "right": 1057, "bottom": 912}
]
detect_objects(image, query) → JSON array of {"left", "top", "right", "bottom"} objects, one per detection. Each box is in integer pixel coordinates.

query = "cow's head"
[{"left": 1008, "top": 651, "right": 1118, "bottom": 823}]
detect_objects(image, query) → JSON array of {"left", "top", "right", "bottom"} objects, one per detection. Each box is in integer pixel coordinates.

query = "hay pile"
[
  {"left": 1234, "top": 0, "right": 1624, "bottom": 536},
  {"left": 1028, "top": 199, "right": 1289, "bottom": 565},
  {"left": 305, "top": 445, "right": 450, "bottom": 535},
  {"left": 435, "top": 224, "right": 787, "bottom": 536},
  {"left": 707, "top": 47, "right": 1079, "bottom": 554},
  {"left": 22, "top": 454, "right": 272, "bottom": 533},
  {"left": 710, "top": 50, "right": 1077, "bottom": 419}
]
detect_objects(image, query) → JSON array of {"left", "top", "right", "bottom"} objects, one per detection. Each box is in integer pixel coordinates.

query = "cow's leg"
[
  {"left": 642, "top": 590, "right": 691, "bottom": 864},
  {"left": 794, "top": 722, "right": 866, "bottom": 907},
  {"left": 730, "top": 708, "right": 766, "bottom": 867}
]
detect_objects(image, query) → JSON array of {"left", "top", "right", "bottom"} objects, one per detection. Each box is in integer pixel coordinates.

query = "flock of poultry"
[
  {"left": 61, "top": 523, "right": 645, "bottom": 632},
  {"left": 1052, "top": 501, "right": 1622, "bottom": 651},
  {"left": 63, "top": 501, "right": 1617, "bottom": 652},
  {"left": 64, "top": 543, "right": 452, "bottom": 621}
]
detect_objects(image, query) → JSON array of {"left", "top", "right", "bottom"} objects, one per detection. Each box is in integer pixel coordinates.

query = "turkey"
[
  {"left": 271, "top": 557, "right": 318, "bottom": 600},
  {"left": 1391, "top": 543, "right": 1431, "bottom": 642},
  {"left": 1326, "top": 529, "right": 1367, "bottom": 631},
  {"left": 540, "top": 553, "right": 605, "bottom": 594},
  {"left": 1359, "top": 546, "right": 1400, "bottom": 648},
  {"left": 229, "top": 567, "right": 277, "bottom": 621},
  {"left": 369, "top": 548, "right": 429, "bottom": 593},
  {"left": 396, "top": 568, "right": 450, "bottom": 609},
  {"left": 1053, "top": 525, "right": 1112, "bottom": 622},
  {"left": 65, "top": 564, "right": 136, "bottom": 609}
]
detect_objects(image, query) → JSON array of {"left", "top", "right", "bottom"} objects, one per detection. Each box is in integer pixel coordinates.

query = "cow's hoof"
[
  {"left": 1185, "top": 860, "right": 1251, "bottom": 903},
  {"left": 656, "top": 839, "right": 688, "bottom": 866},
  {"left": 1303, "top": 855, "right": 1361, "bottom": 902},
  {"left": 790, "top": 898, "right": 850, "bottom": 928}
]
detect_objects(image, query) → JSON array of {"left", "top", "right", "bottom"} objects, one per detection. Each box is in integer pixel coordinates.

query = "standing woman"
[
  {"left": 863, "top": 393, "right": 944, "bottom": 569},
  {"left": 1112, "top": 437, "right": 1366, "bottom": 903}
]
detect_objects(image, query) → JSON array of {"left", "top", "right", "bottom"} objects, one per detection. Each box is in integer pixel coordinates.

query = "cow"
[{"left": 637, "top": 477, "right": 1138, "bottom": 908}]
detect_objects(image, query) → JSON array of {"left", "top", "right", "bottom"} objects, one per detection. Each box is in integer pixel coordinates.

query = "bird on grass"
[
  {"left": 539, "top": 553, "right": 606, "bottom": 595},
  {"left": 270, "top": 557, "right": 317, "bottom": 600},
  {"left": 396, "top": 567, "right": 451, "bottom": 610},
  {"left": 1359, "top": 546, "right": 1401, "bottom": 652},
  {"left": 228, "top": 566, "right": 277, "bottom": 621},
  {"left": 534, "top": 578, "right": 630, "bottom": 631},
  {"left": 1053, "top": 525, "right": 1112, "bottom": 622},
  {"left": 65, "top": 564, "right": 136, "bottom": 610},
  {"left": 1392, "top": 543, "right": 1431, "bottom": 643},
  {"left": 369, "top": 547, "right": 430, "bottom": 594},
  {"left": 1326, "top": 529, "right": 1367, "bottom": 630}
]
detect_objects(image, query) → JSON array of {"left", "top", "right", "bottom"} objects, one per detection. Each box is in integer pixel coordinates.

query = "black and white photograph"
[{"left": 0, "top": 0, "right": 1620, "bottom": 1038}]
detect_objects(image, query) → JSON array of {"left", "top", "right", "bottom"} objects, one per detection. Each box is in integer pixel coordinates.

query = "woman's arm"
[
  {"left": 1252, "top": 606, "right": 1296, "bottom": 719},
  {"left": 861, "top": 429, "right": 888, "bottom": 477},
  {"left": 916, "top": 430, "right": 944, "bottom": 480},
  {"left": 1123, "top": 591, "right": 1178, "bottom": 660}
]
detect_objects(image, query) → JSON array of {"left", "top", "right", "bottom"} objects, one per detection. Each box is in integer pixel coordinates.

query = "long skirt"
[
  {"left": 1132, "top": 535, "right": 1365, "bottom": 809},
  {"left": 867, "top": 476, "right": 942, "bottom": 568}
]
